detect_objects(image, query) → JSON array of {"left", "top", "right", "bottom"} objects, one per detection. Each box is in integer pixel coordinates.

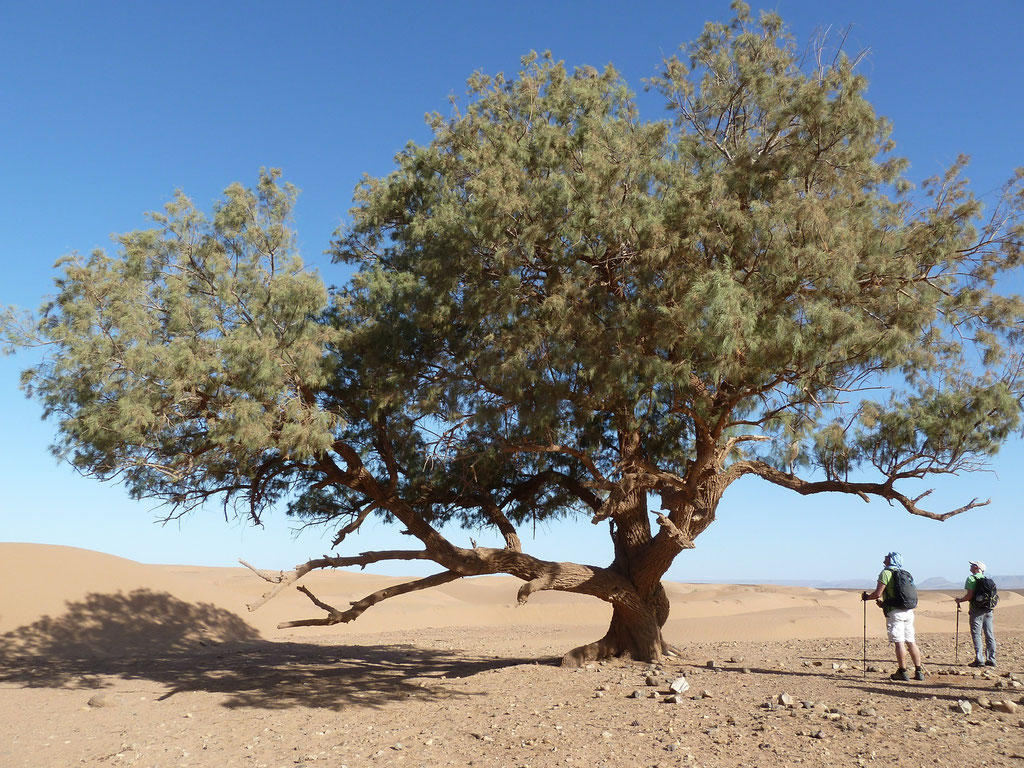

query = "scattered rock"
[
  {"left": 663, "top": 695, "right": 686, "bottom": 704},
  {"left": 628, "top": 690, "right": 644, "bottom": 699},
  {"left": 87, "top": 693, "right": 115, "bottom": 709},
  {"left": 777, "top": 693, "right": 795, "bottom": 708},
  {"left": 706, "top": 661, "right": 719, "bottom": 670},
  {"left": 857, "top": 708, "right": 876, "bottom": 717},
  {"left": 645, "top": 676, "right": 667, "bottom": 687},
  {"left": 954, "top": 700, "right": 973, "bottom": 715},
  {"left": 728, "top": 656, "right": 744, "bottom": 664},
  {"left": 978, "top": 697, "right": 992, "bottom": 709},
  {"left": 993, "top": 700, "right": 1019, "bottom": 714},
  {"left": 669, "top": 677, "right": 690, "bottom": 694}
]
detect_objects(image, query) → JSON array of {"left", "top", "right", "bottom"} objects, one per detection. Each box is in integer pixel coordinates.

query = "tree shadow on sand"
[{"left": 0, "top": 589, "right": 536, "bottom": 710}]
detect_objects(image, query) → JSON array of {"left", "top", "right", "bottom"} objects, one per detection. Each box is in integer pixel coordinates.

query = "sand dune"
[
  {"left": 3, "top": 542, "right": 1021, "bottom": 647},
  {"left": 4, "top": 542, "right": 1024, "bottom": 768}
]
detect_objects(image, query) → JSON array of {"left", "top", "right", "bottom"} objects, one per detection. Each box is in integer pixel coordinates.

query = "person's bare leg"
[
  {"left": 906, "top": 641, "right": 922, "bottom": 667},
  {"left": 894, "top": 643, "right": 907, "bottom": 669}
]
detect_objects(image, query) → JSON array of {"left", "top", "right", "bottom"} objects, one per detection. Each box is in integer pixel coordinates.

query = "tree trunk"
[
  {"left": 560, "top": 583, "right": 674, "bottom": 667},
  {"left": 558, "top": 457, "right": 726, "bottom": 668}
]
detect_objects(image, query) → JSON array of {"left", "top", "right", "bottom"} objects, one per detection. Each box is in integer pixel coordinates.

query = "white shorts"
[{"left": 886, "top": 609, "right": 916, "bottom": 644}]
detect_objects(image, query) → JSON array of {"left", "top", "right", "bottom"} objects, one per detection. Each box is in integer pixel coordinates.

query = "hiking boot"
[
  {"left": 889, "top": 668, "right": 909, "bottom": 681},
  {"left": 968, "top": 660, "right": 985, "bottom": 668},
  {"left": 985, "top": 661, "right": 996, "bottom": 667},
  {"left": 913, "top": 667, "right": 925, "bottom": 681}
]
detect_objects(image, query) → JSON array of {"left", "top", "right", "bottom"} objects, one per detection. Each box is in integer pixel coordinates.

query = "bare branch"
[
  {"left": 733, "top": 460, "right": 989, "bottom": 521},
  {"left": 331, "top": 501, "right": 379, "bottom": 548},
  {"left": 278, "top": 571, "right": 462, "bottom": 628},
  {"left": 238, "top": 559, "right": 286, "bottom": 584},
  {"left": 242, "top": 550, "right": 434, "bottom": 612}
]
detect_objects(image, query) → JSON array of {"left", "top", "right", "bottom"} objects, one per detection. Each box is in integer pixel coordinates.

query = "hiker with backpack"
[
  {"left": 954, "top": 560, "right": 998, "bottom": 667},
  {"left": 861, "top": 551, "right": 926, "bottom": 681}
]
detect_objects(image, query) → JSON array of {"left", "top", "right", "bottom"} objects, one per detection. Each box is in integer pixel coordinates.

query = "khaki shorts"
[{"left": 885, "top": 609, "right": 916, "bottom": 643}]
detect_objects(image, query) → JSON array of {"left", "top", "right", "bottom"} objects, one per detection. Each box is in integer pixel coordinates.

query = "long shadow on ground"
[{"left": 0, "top": 589, "right": 536, "bottom": 710}]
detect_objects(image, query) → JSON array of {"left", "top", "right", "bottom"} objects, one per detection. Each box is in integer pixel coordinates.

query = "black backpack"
[
  {"left": 883, "top": 568, "right": 919, "bottom": 611},
  {"left": 971, "top": 576, "right": 999, "bottom": 610}
]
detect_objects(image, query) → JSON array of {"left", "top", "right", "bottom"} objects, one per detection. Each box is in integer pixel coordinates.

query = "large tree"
[{"left": 5, "top": 6, "right": 1024, "bottom": 666}]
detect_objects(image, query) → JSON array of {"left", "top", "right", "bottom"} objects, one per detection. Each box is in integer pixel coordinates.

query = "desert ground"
[{"left": 2, "top": 543, "right": 1023, "bottom": 767}]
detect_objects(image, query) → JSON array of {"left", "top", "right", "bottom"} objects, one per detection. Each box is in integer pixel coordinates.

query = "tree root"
[{"left": 560, "top": 634, "right": 621, "bottom": 668}]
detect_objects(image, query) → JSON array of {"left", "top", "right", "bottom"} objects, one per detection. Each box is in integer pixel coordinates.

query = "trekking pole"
[
  {"left": 863, "top": 597, "right": 867, "bottom": 678},
  {"left": 955, "top": 602, "right": 961, "bottom": 665}
]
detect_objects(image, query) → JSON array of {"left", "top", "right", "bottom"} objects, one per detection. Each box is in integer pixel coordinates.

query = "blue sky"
[{"left": 2, "top": 1, "right": 1022, "bottom": 584}]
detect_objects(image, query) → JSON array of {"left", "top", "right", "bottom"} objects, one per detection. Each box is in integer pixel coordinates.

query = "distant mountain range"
[{"left": 722, "top": 575, "right": 1024, "bottom": 590}]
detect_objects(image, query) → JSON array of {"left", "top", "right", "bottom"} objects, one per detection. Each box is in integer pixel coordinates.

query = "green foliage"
[
  {"left": 4, "top": 5, "right": 1024, "bottom": 544},
  {"left": 5, "top": 169, "right": 341, "bottom": 519},
  {"left": 333, "top": 5, "right": 1024, "bottom": 523}
]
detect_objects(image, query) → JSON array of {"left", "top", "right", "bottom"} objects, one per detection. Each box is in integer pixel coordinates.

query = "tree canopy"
[{"left": 5, "top": 4, "right": 1024, "bottom": 665}]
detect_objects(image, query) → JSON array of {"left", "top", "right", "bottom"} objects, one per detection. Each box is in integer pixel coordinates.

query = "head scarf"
[{"left": 885, "top": 551, "right": 903, "bottom": 569}]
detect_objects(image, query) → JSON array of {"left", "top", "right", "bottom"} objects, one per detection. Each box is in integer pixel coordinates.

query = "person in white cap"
[{"left": 955, "top": 560, "right": 998, "bottom": 667}]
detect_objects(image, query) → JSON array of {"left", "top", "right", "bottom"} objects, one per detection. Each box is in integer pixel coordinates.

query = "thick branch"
[
  {"left": 653, "top": 513, "right": 695, "bottom": 549},
  {"left": 508, "top": 443, "right": 609, "bottom": 485},
  {"left": 733, "top": 460, "right": 989, "bottom": 521}
]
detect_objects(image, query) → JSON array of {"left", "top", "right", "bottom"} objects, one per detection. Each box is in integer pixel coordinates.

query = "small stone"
[
  {"left": 593, "top": 691, "right": 605, "bottom": 698},
  {"left": 728, "top": 656, "right": 744, "bottom": 664},
  {"left": 628, "top": 690, "right": 643, "bottom": 699},
  {"left": 706, "top": 660, "right": 719, "bottom": 669},
  {"left": 741, "top": 668, "right": 752, "bottom": 674},
  {"left": 978, "top": 697, "right": 992, "bottom": 709},
  {"left": 857, "top": 708, "right": 876, "bottom": 717},
  {"left": 669, "top": 677, "right": 690, "bottom": 694},
  {"left": 646, "top": 676, "right": 667, "bottom": 687},
  {"left": 993, "top": 700, "right": 1019, "bottom": 714},
  {"left": 87, "top": 694, "right": 115, "bottom": 709},
  {"left": 664, "top": 695, "right": 685, "bottom": 704},
  {"left": 777, "top": 693, "right": 794, "bottom": 708},
  {"left": 955, "top": 700, "right": 973, "bottom": 715}
]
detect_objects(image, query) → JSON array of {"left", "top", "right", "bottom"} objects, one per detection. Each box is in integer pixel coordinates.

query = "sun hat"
[{"left": 969, "top": 560, "right": 986, "bottom": 572}]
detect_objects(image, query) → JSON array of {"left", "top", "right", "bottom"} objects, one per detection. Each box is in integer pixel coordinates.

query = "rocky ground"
[{"left": 3, "top": 625, "right": 1023, "bottom": 768}]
